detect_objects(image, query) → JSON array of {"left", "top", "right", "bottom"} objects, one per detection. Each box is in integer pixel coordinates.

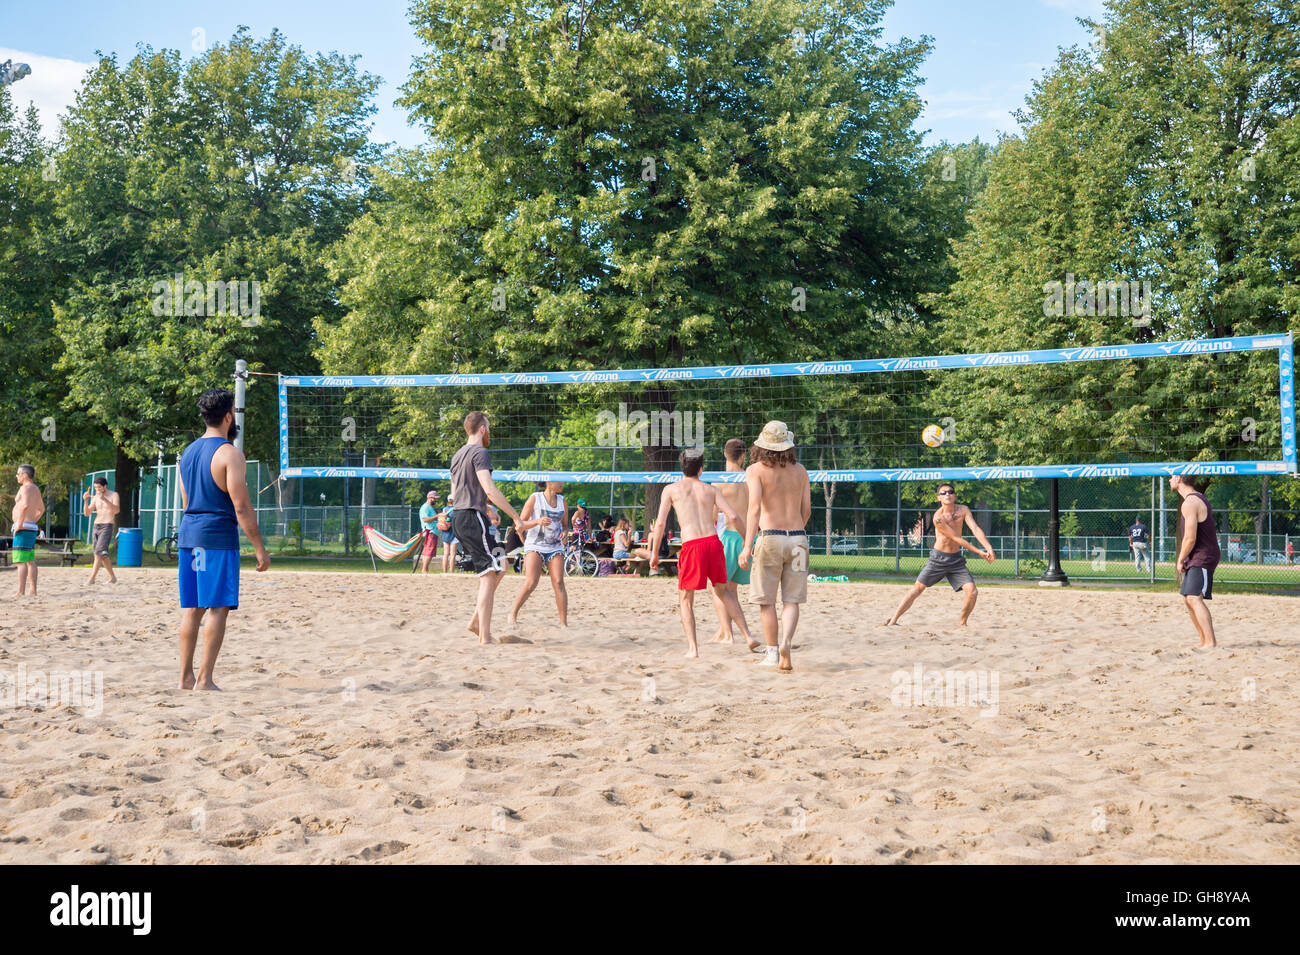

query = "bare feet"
[
  {"left": 746, "top": 638, "right": 763, "bottom": 652},
  {"left": 883, "top": 618, "right": 899, "bottom": 626},
  {"left": 194, "top": 680, "right": 220, "bottom": 691},
  {"left": 778, "top": 650, "right": 793, "bottom": 671},
  {"left": 684, "top": 642, "right": 699, "bottom": 659},
  {"left": 711, "top": 629, "right": 731, "bottom": 643},
  {"left": 179, "top": 675, "right": 196, "bottom": 690},
  {"left": 467, "top": 618, "right": 480, "bottom": 636}
]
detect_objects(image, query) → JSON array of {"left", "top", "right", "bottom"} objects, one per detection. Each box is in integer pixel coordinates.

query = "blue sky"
[{"left": 4, "top": 0, "right": 1105, "bottom": 149}]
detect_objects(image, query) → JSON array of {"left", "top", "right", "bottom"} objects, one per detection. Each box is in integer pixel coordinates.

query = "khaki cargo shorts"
[{"left": 749, "top": 533, "right": 809, "bottom": 605}]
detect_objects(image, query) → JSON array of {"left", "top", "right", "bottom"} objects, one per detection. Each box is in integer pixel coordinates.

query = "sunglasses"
[{"left": 938, "top": 489, "right": 955, "bottom": 495}]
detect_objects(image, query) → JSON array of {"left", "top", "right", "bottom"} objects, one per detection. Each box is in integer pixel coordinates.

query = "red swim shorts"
[
  {"left": 422, "top": 530, "right": 439, "bottom": 558},
  {"left": 678, "top": 535, "right": 727, "bottom": 591}
]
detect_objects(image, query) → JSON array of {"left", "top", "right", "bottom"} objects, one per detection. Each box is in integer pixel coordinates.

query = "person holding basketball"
[
  {"left": 1171, "top": 474, "right": 1220, "bottom": 650},
  {"left": 884, "top": 482, "right": 994, "bottom": 628}
]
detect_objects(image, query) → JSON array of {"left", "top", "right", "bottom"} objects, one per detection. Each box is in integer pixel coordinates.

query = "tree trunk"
[
  {"left": 115, "top": 446, "right": 139, "bottom": 528},
  {"left": 1253, "top": 476, "right": 1269, "bottom": 562},
  {"left": 640, "top": 385, "right": 679, "bottom": 539}
]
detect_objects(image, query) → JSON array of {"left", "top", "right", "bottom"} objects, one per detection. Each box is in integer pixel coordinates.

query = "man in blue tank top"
[{"left": 177, "top": 388, "right": 270, "bottom": 689}]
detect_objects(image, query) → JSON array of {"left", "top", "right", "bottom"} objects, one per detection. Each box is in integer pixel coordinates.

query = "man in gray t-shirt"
[{"left": 449, "top": 411, "right": 524, "bottom": 645}]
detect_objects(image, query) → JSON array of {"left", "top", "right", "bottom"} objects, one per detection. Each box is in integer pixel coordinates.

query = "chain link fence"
[{"left": 70, "top": 465, "right": 1298, "bottom": 587}]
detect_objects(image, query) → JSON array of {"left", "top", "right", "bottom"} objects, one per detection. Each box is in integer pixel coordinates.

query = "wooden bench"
[
  {"left": 42, "top": 538, "right": 82, "bottom": 566},
  {"left": 0, "top": 535, "right": 79, "bottom": 566}
]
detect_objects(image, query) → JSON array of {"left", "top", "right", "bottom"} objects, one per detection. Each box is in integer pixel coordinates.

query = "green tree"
[
  {"left": 49, "top": 29, "right": 380, "bottom": 523},
  {"left": 320, "top": 0, "right": 948, "bottom": 514},
  {"left": 930, "top": 0, "right": 1300, "bottom": 473}
]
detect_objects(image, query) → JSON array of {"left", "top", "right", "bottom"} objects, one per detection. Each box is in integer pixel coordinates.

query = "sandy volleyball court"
[{"left": 1, "top": 567, "right": 1296, "bottom": 864}]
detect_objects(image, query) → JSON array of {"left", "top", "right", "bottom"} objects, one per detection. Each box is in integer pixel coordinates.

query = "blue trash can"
[{"left": 116, "top": 528, "right": 143, "bottom": 567}]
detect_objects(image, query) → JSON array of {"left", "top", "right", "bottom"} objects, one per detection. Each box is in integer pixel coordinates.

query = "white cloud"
[
  {"left": 923, "top": 86, "right": 1025, "bottom": 124},
  {"left": 0, "top": 48, "right": 93, "bottom": 141}
]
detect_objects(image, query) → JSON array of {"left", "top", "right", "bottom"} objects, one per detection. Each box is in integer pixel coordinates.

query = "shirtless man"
[
  {"left": 737, "top": 422, "right": 811, "bottom": 670},
  {"left": 11, "top": 464, "right": 45, "bottom": 596},
  {"left": 82, "top": 476, "right": 121, "bottom": 584},
  {"left": 884, "top": 482, "right": 995, "bottom": 627},
  {"left": 709, "top": 438, "right": 759, "bottom": 650},
  {"left": 650, "top": 447, "right": 748, "bottom": 658}
]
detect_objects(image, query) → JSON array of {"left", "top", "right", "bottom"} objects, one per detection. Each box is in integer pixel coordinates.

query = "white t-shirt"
[{"left": 524, "top": 492, "right": 565, "bottom": 551}]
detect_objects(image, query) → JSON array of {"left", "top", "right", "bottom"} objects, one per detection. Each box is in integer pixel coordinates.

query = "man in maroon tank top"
[{"left": 1171, "top": 475, "right": 1220, "bottom": 649}]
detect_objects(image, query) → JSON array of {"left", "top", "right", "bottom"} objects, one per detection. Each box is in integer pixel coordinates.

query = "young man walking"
[
  {"left": 650, "top": 448, "right": 749, "bottom": 659},
  {"left": 83, "top": 476, "right": 121, "bottom": 584},
  {"left": 738, "top": 422, "right": 811, "bottom": 671},
  {"left": 709, "top": 438, "right": 759, "bottom": 650},
  {"left": 450, "top": 412, "right": 524, "bottom": 644}
]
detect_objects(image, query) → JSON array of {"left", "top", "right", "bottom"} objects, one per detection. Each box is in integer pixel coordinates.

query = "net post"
[
  {"left": 1039, "top": 478, "right": 1070, "bottom": 586},
  {"left": 1014, "top": 483, "right": 1020, "bottom": 577},
  {"left": 894, "top": 481, "right": 902, "bottom": 573},
  {"left": 1150, "top": 476, "right": 1157, "bottom": 584},
  {"left": 233, "top": 359, "right": 247, "bottom": 453}
]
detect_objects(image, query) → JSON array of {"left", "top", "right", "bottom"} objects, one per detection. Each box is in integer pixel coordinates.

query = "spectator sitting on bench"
[{"left": 612, "top": 517, "right": 635, "bottom": 568}]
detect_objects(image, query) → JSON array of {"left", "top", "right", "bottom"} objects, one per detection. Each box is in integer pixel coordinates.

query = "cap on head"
[{"left": 754, "top": 421, "right": 795, "bottom": 451}]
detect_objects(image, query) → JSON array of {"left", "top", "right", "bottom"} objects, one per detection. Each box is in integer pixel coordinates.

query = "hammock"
[{"left": 361, "top": 525, "right": 425, "bottom": 573}]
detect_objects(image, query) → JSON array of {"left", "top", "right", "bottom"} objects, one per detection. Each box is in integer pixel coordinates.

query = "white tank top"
[{"left": 525, "top": 492, "right": 565, "bottom": 550}]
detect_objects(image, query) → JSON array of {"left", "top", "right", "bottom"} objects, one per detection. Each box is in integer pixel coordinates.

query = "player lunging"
[{"left": 884, "top": 482, "right": 995, "bottom": 627}]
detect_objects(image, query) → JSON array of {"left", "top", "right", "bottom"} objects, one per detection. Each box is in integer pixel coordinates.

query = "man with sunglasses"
[{"left": 884, "top": 482, "right": 995, "bottom": 627}]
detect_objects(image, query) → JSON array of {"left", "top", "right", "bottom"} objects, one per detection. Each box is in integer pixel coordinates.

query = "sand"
[{"left": 1, "top": 565, "right": 1296, "bottom": 864}]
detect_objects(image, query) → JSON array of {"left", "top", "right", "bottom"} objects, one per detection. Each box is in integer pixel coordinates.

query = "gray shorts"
[
  {"left": 93, "top": 523, "right": 114, "bottom": 556},
  {"left": 916, "top": 549, "right": 975, "bottom": 591}
]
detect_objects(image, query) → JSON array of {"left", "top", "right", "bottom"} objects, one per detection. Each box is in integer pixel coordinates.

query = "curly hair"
[{"left": 751, "top": 445, "right": 796, "bottom": 468}]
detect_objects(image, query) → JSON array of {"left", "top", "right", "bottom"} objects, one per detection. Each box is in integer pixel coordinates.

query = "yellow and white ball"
[{"left": 922, "top": 424, "right": 945, "bottom": 448}]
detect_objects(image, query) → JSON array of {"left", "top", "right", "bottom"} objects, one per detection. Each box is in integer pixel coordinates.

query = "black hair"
[
  {"left": 938, "top": 482, "right": 955, "bottom": 494},
  {"left": 94, "top": 476, "right": 108, "bottom": 487},
  {"left": 680, "top": 448, "right": 704, "bottom": 478},
  {"left": 198, "top": 388, "right": 235, "bottom": 427}
]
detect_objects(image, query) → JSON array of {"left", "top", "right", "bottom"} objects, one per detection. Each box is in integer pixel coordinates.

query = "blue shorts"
[
  {"left": 439, "top": 530, "right": 456, "bottom": 544},
  {"left": 178, "top": 547, "right": 240, "bottom": 609},
  {"left": 524, "top": 546, "right": 565, "bottom": 565}
]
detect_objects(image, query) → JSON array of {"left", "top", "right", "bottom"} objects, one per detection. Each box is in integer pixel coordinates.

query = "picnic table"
[
  {"left": 587, "top": 536, "right": 682, "bottom": 575},
  {"left": 0, "top": 535, "right": 81, "bottom": 567}
]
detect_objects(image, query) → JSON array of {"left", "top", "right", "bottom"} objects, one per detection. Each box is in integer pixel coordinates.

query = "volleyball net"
[{"left": 278, "top": 334, "right": 1296, "bottom": 484}]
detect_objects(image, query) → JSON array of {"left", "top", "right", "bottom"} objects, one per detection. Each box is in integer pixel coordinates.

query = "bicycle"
[
  {"left": 563, "top": 530, "right": 599, "bottom": 577},
  {"left": 155, "top": 519, "right": 179, "bottom": 562}
]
